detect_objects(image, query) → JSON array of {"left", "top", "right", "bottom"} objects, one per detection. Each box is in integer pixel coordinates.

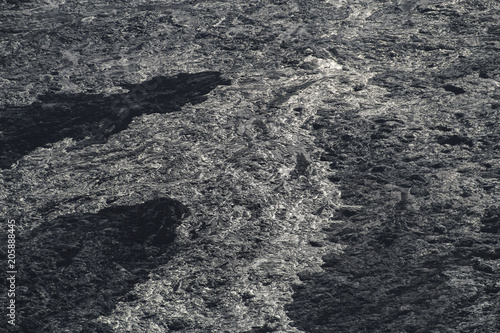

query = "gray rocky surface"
[{"left": 1, "top": 0, "right": 499, "bottom": 332}]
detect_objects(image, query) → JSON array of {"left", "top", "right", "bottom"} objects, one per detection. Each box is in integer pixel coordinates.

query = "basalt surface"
[{"left": 1, "top": 0, "right": 499, "bottom": 332}]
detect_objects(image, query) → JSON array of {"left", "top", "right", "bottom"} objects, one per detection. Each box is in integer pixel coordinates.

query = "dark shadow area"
[
  {"left": 442, "top": 84, "right": 466, "bottom": 95},
  {"left": 437, "top": 134, "right": 474, "bottom": 147},
  {"left": 0, "top": 71, "right": 231, "bottom": 169},
  {"left": 286, "top": 226, "right": 451, "bottom": 333},
  {"left": 291, "top": 96, "right": 500, "bottom": 332},
  {"left": 11, "top": 198, "right": 188, "bottom": 333},
  {"left": 286, "top": 212, "right": 500, "bottom": 332},
  {"left": 480, "top": 206, "right": 500, "bottom": 234}
]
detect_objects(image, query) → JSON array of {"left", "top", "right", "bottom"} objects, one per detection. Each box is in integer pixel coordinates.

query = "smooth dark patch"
[
  {"left": 437, "top": 134, "right": 473, "bottom": 146},
  {"left": 442, "top": 84, "right": 466, "bottom": 95}
]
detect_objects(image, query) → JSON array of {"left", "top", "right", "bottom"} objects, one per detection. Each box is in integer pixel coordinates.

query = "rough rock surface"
[{"left": 1, "top": 0, "right": 499, "bottom": 332}]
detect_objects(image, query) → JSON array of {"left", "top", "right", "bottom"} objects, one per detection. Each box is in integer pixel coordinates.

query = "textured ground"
[{"left": 1, "top": 0, "right": 499, "bottom": 332}]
